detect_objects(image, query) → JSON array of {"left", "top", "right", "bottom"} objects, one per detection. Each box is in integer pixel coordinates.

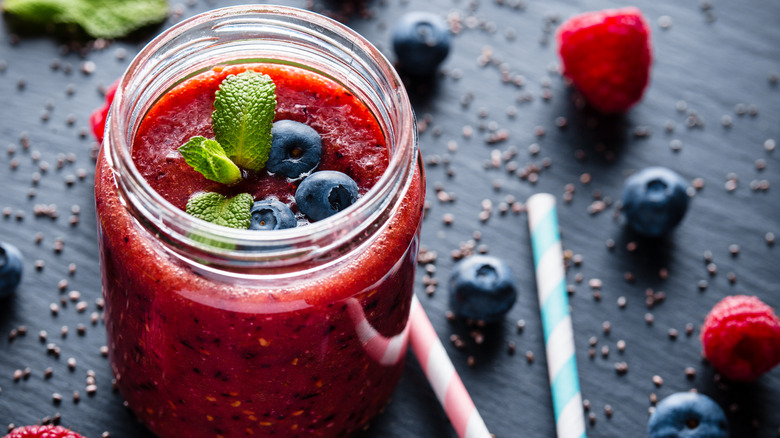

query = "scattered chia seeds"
[{"left": 0, "top": 4, "right": 776, "bottom": 437}]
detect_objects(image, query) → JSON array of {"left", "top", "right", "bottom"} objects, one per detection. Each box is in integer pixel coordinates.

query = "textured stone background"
[{"left": 0, "top": 0, "right": 778, "bottom": 437}]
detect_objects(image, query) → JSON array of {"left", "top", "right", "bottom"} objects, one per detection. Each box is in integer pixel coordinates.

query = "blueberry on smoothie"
[
  {"left": 648, "top": 392, "right": 728, "bottom": 438},
  {"left": 267, "top": 120, "right": 322, "bottom": 179},
  {"left": 295, "top": 171, "right": 359, "bottom": 221},
  {"left": 249, "top": 199, "right": 297, "bottom": 231},
  {"left": 392, "top": 12, "right": 451, "bottom": 77},
  {"left": 448, "top": 255, "right": 517, "bottom": 323},
  {"left": 621, "top": 167, "right": 689, "bottom": 238},
  {"left": 0, "top": 241, "right": 23, "bottom": 297}
]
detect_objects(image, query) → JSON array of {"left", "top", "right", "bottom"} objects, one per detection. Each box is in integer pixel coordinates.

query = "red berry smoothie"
[{"left": 95, "top": 63, "right": 424, "bottom": 437}]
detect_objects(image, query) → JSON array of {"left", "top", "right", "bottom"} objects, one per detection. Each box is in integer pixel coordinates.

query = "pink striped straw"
[
  {"left": 347, "top": 298, "right": 411, "bottom": 366},
  {"left": 346, "top": 295, "right": 491, "bottom": 437},
  {"left": 409, "top": 295, "right": 492, "bottom": 438}
]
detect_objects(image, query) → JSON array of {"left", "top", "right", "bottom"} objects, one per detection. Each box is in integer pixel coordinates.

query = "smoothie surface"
[{"left": 132, "top": 63, "right": 389, "bottom": 218}]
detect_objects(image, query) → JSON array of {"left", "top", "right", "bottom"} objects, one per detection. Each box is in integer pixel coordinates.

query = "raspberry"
[
  {"left": 3, "top": 425, "right": 86, "bottom": 438},
  {"left": 89, "top": 79, "right": 119, "bottom": 143},
  {"left": 556, "top": 7, "right": 652, "bottom": 113},
  {"left": 700, "top": 295, "right": 780, "bottom": 382}
]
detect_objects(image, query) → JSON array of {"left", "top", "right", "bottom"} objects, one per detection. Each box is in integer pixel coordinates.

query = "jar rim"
[{"left": 105, "top": 5, "right": 417, "bottom": 267}]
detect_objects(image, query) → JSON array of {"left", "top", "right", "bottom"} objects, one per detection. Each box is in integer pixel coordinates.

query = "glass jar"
[{"left": 95, "top": 6, "right": 424, "bottom": 438}]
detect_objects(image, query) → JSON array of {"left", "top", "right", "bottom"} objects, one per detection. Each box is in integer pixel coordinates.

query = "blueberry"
[
  {"left": 621, "top": 167, "right": 690, "bottom": 237},
  {"left": 648, "top": 392, "right": 729, "bottom": 438},
  {"left": 249, "top": 199, "right": 297, "bottom": 231},
  {"left": 267, "top": 120, "right": 322, "bottom": 179},
  {"left": 392, "top": 12, "right": 451, "bottom": 77},
  {"left": 448, "top": 255, "right": 517, "bottom": 323},
  {"left": 0, "top": 241, "right": 23, "bottom": 297},
  {"left": 295, "top": 171, "right": 359, "bottom": 221}
]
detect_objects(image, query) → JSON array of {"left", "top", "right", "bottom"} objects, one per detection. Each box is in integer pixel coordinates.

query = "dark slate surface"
[{"left": 0, "top": 0, "right": 778, "bottom": 437}]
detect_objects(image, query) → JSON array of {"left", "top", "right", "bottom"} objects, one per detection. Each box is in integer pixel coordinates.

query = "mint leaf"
[
  {"left": 77, "top": 0, "right": 169, "bottom": 39},
  {"left": 2, "top": 0, "right": 169, "bottom": 39},
  {"left": 213, "top": 71, "right": 276, "bottom": 172},
  {"left": 185, "top": 192, "right": 253, "bottom": 230},
  {"left": 178, "top": 136, "right": 242, "bottom": 185}
]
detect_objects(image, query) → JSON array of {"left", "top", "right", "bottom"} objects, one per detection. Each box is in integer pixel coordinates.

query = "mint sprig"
[
  {"left": 2, "top": 0, "right": 169, "bottom": 39},
  {"left": 213, "top": 71, "right": 277, "bottom": 171},
  {"left": 185, "top": 192, "right": 253, "bottom": 230},
  {"left": 178, "top": 136, "right": 241, "bottom": 185},
  {"left": 177, "top": 70, "right": 278, "bottom": 228}
]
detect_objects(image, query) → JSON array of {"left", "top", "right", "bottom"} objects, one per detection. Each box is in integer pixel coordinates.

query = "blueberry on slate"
[
  {"left": 448, "top": 255, "right": 517, "bottom": 323},
  {"left": 249, "top": 199, "right": 297, "bottom": 231},
  {"left": 295, "top": 171, "right": 359, "bottom": 221},
  {"left": 392, "top": 12, "right": 451, "bottom": 77},
  {"left": 0, "top": 241, "right": 23, "bottom": 297},
  {"left": 267, "top": 120, "right": 322, "bottom": 179},
  {"left": 648, "top": 392, "right": 729, "bottom": 438},
  {"left": 621, "top": 166, "right": 690, "bottom": 238}
]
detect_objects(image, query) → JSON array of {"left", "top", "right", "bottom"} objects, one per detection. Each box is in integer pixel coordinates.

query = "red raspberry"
[
  {"left": 89, "top": 79, "right": 119, "bottom": 143},
  {"left": 3, "top": 425, "right": 86, "bottom": 438},
  {"left": 556, "top": 7, "right": 652, "bottom": 113},
  {"left": 701, "top": 295, "right": 780, "bottom": 382}
]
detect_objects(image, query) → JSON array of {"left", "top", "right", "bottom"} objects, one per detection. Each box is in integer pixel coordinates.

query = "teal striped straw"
[{"left": 527, "top": 193, "right": 587, "bottom": 438}]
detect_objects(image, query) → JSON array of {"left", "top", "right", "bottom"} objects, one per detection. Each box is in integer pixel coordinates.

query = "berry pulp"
[{"left": 95, "top": 64, "right": 424, "bottom": 438}]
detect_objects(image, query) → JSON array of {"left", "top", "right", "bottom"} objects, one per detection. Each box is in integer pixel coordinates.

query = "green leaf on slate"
[
  {"left": 2, "top": 0, "right": 169, "bottom": 39},
  {"left": 213, "top": 71, "right": 276, "bottom": 172},
  {"left": 185, "top": 192, "right": 253, "bottom": 230},
  {"left": 178, "top": 136, "right": 242, "bottom": 185}
]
